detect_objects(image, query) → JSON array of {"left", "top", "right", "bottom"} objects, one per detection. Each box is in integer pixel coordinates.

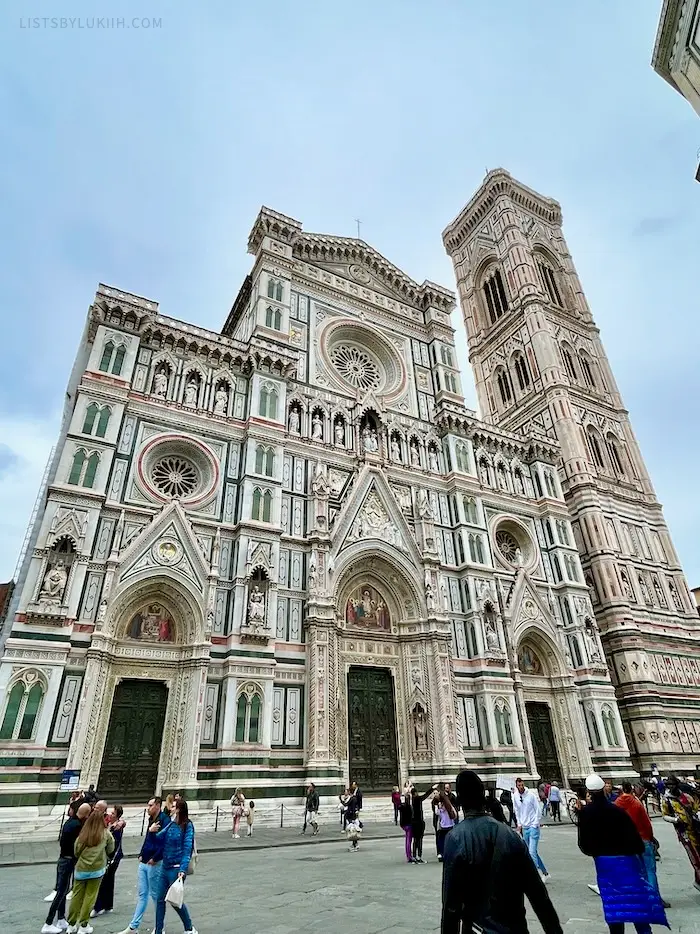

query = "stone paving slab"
[{"left": 1, "top": 822, "right": 699, "bottom": 934}]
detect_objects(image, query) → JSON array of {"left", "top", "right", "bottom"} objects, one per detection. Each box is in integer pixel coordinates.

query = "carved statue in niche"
[
  {"left": 518, "top": 644, "right": 543, "bottom": 674},
  {"left": 409, "top": 441, "right": 420, "bottom": 467},
  {"left": 153, "top": 370, "right": 168, "bottom": 399},
  {"left": 308, "top": 552, "right": 318, "bottom": 590},
  {"left": 312, "top": 412, "right": 324, "bottom": 441},
  {"left": 213, "top": 386, "right": 228, "bottom": 416},
  {"left": 413, "top": 704, "right": 429, "bottom": 750},
  {"left": 334, "top": 420, "right": 345, "bottom": 445},
  {"left": 183, "top": 379, "right": 198, "bottom": 407},
  {"left": 248, "top": 586, "right": 266, "bottom": 627},
  {"left": 584, "top": 617, "right": 602, "bottom": 663},
  {"left": 39, "top": 560, "right": 68, "bottom": 603},
  {"left": 288, "top": 407, "right": 300, "bottom": 433},
  {"left": 127, "top": 603, "right": 174, "bottom": 642},
  {"left": 346, "top": 584, "right": 390, "bottom": 631},
  {"left": 390, "top": 436, "right": 401, "bottom": 462},
  {"left": 428, "top": 447, "right": 439, "bottom": 472},
  {"left": 478, "top": 459, "right": 490, "bottom": 485},
  {"left": 416, "top": 489, "right": 434, "bottom": 520},
  {"left": 483, "top": 602, "right": 500, "bottom": 652},
  {"left": 362, "top": 426, "right": 379, "bottom": 454},
  {"left": 311, "top": 460, "right": 328, "bottom": 496}
]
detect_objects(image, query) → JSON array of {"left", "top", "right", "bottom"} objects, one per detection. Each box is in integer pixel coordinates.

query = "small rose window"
[{"left": 151, "top": 456, "right": 199, "bottom": 498}]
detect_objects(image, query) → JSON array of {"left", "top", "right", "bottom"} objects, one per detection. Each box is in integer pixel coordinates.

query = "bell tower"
[{"left": 443, "top": 169, "right": 700, "bottom": 771}]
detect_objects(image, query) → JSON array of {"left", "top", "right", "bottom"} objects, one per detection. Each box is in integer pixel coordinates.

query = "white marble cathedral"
[{"left": 1, "top": 170, "right": 698, "bottom": 814}]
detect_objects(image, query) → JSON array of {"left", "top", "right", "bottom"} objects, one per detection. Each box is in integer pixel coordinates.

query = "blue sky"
[{"left": 1, "top": 0, "right": 698, "bottom": 587}]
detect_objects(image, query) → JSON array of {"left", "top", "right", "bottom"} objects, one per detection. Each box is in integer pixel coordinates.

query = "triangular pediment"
[
  {"left": 116, "top": 501, "right": 210, "bottom": 594},
  {"left": 507, "top": 569, "right": 558, "bottom": 641},
  {"left": 331, "top": 467, "right": 421, "bottom": 565}
]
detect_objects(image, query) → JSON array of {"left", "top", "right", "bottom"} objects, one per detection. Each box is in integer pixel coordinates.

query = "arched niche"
[
  {"left": 333, "top": 546, "right": 425, "bottom": 628},
  {"left": 516, "top": 626, "right": 566, "bottom": 679},
  {"left": 105, "top": 576, "right": 206, "bottom": 647}
]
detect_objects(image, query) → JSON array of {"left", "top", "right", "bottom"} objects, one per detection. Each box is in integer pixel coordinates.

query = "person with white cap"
[
  {"left": 577, "top": 774, "right": 668, "bottom": 934},
  {"left": 513, "top": 777, "right": 550, "bottom": 880}
]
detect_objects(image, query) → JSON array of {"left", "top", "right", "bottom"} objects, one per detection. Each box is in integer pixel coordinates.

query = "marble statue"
[
  {"left": 413, "top": 707, "right": 428, "bottom": 750},
  {"left": 485, "top": 622, "right": 500, "bottom": 652},
  {"left": 362, "top": 427, "right": 379, "bottom": 454},
  {"left": 309, "top": 553, "right": 318, "bottom": 589},
  {"left": 289, "top": 407, "right": 300, "bottom": 433},
  {"left": 213, "top": 387, "right": 228, "bottom": 416},
  {"left": 334, "top": 421, "right": 345, "bottom": 445},
  {"left": 311, "top": 460, "right": 328, "bottom": 495},
  {"left": 417, "top": 489, "right": 434, "bottom": 520},
  {"left": 248, "top": 586, "right": 266, "bottom": 623},
  {"left": 312, "top": 413, "right": 324, "bottom": 441},
  {"left": 153, "top": 371, "right": 168, "bottom": 399},
  {"left": 184, "top": 380, "right": 198, "bottom": 407},
  {"left": 390, "top": 437, "right": 401, "bottom": 462},
  {"left": 409, "top": 442, "right": 420, "bottom": 467},
  {"left": 39, "top": 560, "right": 68, "bottom": 603},
  {"left": 428, "top": 447, "right": 439, "bottom": 472}
]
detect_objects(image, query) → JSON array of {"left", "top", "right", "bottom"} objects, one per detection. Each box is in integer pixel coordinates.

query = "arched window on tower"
[
  {"left": 463, "top": 496, "right": 478, "bottom": 524},
  {"left": 512, "top": 352, "right": 531, "bottom": 392},
  {"left": 583, "top": 704, "right": 602, "bottom": 748},
  {"left": 579, "top": 351, "right": 596, "bottom": 388},
  {"left": 495, "top": 368, "right": 513, "bottom": 406},
  {"left": 561, "top": 344, "right": 577, "bottom": 381},
  {"left": 477, "top": 700, "right": 491, "bottom": 746},
  {"left": 455, "top": 442, "right": 470, "bottom": 473},
  {"left": 586, "top": 427, "right": 606, "bottom": 471},
  {"left": 255, "top": 444, "right": 275, "bottom": 477},
  {"left": 605, "top": 434, "right": 625, "bottom": 477},
  {"left": 267, "top": 278, "right": 284, "bottom": 302},
  {"left": 537, "top": 257, "right": 563, "bottom": 307},
  {"left": 68, "top": 449, "right": 100, "bottom": 488},
  {"left": 251, "top": 487, "right": 273, "bottom": 522},
  {"left": 265, "top": 306, "right": 282, "bottom": 330},
  {"left": 258, "top": 383, "right": 279, "bottom": 420},
  {"left": 482, "top": 268, "right": 509, "bottom": 325},
  {"left": 601, "top": 705, "right": 620, "bottom": 746}
]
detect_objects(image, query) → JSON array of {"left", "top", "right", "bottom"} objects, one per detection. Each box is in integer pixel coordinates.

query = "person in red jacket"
[{"left": 615, "top": 782, "right": 670, "bottom": 908}]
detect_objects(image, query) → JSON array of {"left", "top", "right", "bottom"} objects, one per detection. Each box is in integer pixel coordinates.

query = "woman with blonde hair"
[
  {"left": 66, "top": 809, "right": 114, "bottom": 933},
  {"left": 163, "top": 793, "right": 176, "bottom": 815}
]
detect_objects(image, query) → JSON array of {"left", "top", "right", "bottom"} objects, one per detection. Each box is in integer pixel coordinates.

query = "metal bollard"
[
  {"left": 280, "top": 803, "right": 284, "bottom": 828},
  {"left": 214, "top": 806, "right": 219, "bottom": 832}
]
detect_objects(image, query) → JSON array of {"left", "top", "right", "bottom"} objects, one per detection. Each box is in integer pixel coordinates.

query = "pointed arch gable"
[{"left": 105, "top": 575, "right": 206, "bottom": 646}]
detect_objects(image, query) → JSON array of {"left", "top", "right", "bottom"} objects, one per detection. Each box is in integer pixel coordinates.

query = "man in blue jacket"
[
  {"left": 117, "top": 796, "right": 171, "bottom": 934},
  {"left": 577, "top": 774, "right": 668, "bottom": 934}
]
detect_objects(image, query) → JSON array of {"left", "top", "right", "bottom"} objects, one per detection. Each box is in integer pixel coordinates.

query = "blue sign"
[{"left": 60, "top": 769, "right": 81, "bottom": 791}]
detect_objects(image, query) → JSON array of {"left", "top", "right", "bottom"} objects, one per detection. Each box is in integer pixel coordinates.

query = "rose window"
[
  {"left": 496, "top": 529, "right": 520, "bottom": 562},
  {"left": 329, "top": 344, "right": 382, "bottom": 391},
  {"left": 151, "top": 456, "right": 199, "bottom": 498}
]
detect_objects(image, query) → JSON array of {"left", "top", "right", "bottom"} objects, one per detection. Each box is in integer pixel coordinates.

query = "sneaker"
[
  {"left": 437, "top": 854, "right": 443, "bottom": 862},
  {"left": 56, "top": 923, "right": 69, "bottom": 932},
  {"left": 540, "top": 872, "right": 551, "bottom": 883},
  {"left": 184, "top": 929, "right": 198, "bottom": 934},
  {"left": 41, "top": 925, "right": 63, "bottom": 933},
  {"left": 116, "top": 928, "right": 137, "bottom": 934},
  {"left": 312, "top": 828, "right": 319, "bottom": 835},
  {"left": 66, "top": 893, "right": 73, "bottom": 901},
  {"left": 44, "top": 891, "right": 58, "bottom": 903},
  {"left": 77, "top": 926, "right": 93, "bottom": 934},
  {"left": 587, "top": 883, "right": 600, "bottom": 896}
]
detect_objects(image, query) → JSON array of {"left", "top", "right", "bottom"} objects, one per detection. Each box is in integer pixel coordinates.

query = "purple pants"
[{"left": 404, "top": 827, "right": 413, "bottom": 861}]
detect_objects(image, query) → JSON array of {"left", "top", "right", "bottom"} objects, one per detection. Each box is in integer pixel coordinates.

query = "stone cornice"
[
  {"left": 651, "top": 0, "right": 685, "bottom": 88},
  {"left": 442, "top": 169, "right": 562, "bottom": 252}
]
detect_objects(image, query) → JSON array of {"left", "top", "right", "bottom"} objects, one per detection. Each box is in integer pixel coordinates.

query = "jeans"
[
  {"left": 128, "top": 861, "right": 162, "bottom": 930},
  {"left": 46, "top": 856, "right": 74, "bottom": 924},
  {"left": 608, "top": 924, "right": 652, "bottom": 934},
  {"left": 436, "top": 826, "right": 453, "bottom": 858},
  {"left": 641, "top": 840, "right": 661, "bottom": 894},
  {"left": 155, "top": 865, "right": 193, "bottom": 934},
  {"left": 523, "top": 825, "right": 548, "bottom": 874}
]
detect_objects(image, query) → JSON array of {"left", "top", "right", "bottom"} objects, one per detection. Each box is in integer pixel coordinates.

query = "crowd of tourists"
[{"left": 39, "top": 786, "right": 197, "bottom": 934}]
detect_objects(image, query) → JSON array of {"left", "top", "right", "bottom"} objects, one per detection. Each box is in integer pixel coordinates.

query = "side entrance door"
[
  {"left": 347, "top": 666, "right": 398, "bottom": 793},
  {"left": 98, "top": 679, "right": 168, "bottom": 802},
  {"left": 525, "top": 701, "right": 563, "bottom": 785}
]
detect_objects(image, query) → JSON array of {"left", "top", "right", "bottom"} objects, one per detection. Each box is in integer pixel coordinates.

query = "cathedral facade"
[{"left": 0, "top": 171, "right": 696, "bottom": 813}]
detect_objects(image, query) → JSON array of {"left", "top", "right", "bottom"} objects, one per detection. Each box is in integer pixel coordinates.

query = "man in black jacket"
[
  {"left": 42, "top": 801, "right": 90, "bottom": 933},
  {"left": 302, "top": 783, "right": 320, "bottom": 835},
  {"left": 441, "top": 770, "right": 562, "bottom": 934}
]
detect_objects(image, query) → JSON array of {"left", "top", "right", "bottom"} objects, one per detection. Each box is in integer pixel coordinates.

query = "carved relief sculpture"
[
  {"left": 213, "top": 387, "right": 228, "bottom": 416},
  {"left": 248, "top": 586, "right": 266, "bottom": 628},
  {"left": 153, "top": 370, "right": 168, "bottom": 399},
  {"left": 39, "top": 560, "right": 68, "bottom": 604}
]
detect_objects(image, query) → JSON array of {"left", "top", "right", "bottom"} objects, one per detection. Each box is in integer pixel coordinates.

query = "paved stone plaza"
[{"left": 1, "top": 821, "right": 698, "bottom": 933}]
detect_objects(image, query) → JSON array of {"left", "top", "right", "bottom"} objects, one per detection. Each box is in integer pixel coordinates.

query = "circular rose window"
[
  {"left": 151, "top": 456, "right": 199, "bottom": 498},
  {"left": 136, "top": 434, "right": 219, "bottom": 508},
  {"left": 329, "top": 344, "right": 382, "bottom": 391},
  {"left": 496, "top": 529, "right": 520, "bottom": 562},
  {"left": 319, "top": 318, "right": 406, "bottom": 401}
]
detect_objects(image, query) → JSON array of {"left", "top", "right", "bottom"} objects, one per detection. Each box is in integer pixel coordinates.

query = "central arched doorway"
[
  {"left": 347, "top": 664, "right": 399, "bottom": 792},
  {"left": 518, "top": 640, "right": 564, "bottom": 785}
]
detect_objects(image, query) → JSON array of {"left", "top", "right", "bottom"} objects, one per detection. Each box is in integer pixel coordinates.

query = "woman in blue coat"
[
  {"left": 578, "top": 774, "right": 668, "bottom": 934},
  {"left": 151, "top": 797, "right": 197, "bottom": 934}
]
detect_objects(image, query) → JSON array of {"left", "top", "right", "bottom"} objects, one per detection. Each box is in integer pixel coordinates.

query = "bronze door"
[
  {"left": 347, "top": 666, "right": 398, "bottom": 792},
  {"left": 98, "top": 679, "right": 168, "bottom": 802},
  {"left": 525, "top": 701, "right": 563, "bottom": 785}
]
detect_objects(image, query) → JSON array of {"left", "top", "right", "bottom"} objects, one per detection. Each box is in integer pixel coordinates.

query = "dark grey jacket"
[{"left": 441, "top": 812, "right": 562, "bottom": 934}]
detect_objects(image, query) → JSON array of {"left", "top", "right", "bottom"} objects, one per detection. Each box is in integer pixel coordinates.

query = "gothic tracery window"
[
  {"left": 258, "top": 383, "right": 279, "bottom": 420},
  {"left": 601, "top": 705, "right": 620, "bottom": 746},
  {"left": 586, "top": 427, "right": 606, "bottom": 471},
  {"left": 561, "top": 344, "right": 577, "bottom": 381},
  {"left": 494, "top": 698, "right": 513, "bottom": 745},
  {"left": 98, "top": 340, "right": 126, "bottom": 376},
  {"left": 579, "top": 352, "right": 596, "bottom": 388},
  {"left": 82, "top": 403, "right": 111, "bottom": 438},
  {"left": 605, "top": 434, "right": 625, "bottom": 477},
  {"left": 252, "top": 487, "right": 273, "bottom": 523},
  {"left": 482, "top": 268, "right": 509, "bottom": 324},
  {"left": 512, "top": 351, "right": 531, "bottom": 391},
  {"left": 265, "top": 305, "right": 282, "bottom": 330},
  {"left": 267, "top": 278, "right": 284, "bottom": 302},
  {"left": 0, "top": 672, "right": 45, "bottom": 741},
  {"left": 455, "top": 442, "right": 470, "bottom": 473},
  {"left": 255, "top": 444, "right": 275, "bottom": 477},
  {"left": 537, "top": 257, "right": 563, "bottom": 307},
  {"left": 495, "top": 368, "right": 513, "bottom": 406},
  {"left": 235, "top": 684, "right": 263, "bottom": 743},
  {"left": 68, "top": 449, "right": 100, "bottom": 488}
]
